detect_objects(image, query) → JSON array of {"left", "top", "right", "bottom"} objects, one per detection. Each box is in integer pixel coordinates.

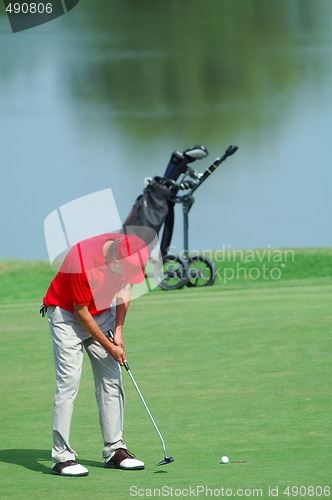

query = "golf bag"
[
  {"left": 123, "top": 146, "right": 208, "bottom": 256},
  {"left": 123, "top": 177, "right": 174, "bottom": 256}
]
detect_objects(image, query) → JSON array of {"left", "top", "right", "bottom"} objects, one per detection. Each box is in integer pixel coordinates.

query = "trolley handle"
[
  {"left": 189, "top": 145, "right": 238, "bottom": 195},
  {"left": 173, "top": 144, "right": 238, "bottom": 194}
]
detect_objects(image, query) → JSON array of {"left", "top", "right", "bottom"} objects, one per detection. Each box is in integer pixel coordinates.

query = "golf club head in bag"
[
  {"left": 163, "top": 145, "right": 208, "bottom": 181},
  {"left": 184, "top": 145, "right": 209, "bottom": 161}
]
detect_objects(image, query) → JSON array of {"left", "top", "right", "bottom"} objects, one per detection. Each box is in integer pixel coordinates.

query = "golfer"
[{"left": 42, "top": 232, "right": 149, "bottom": 477}]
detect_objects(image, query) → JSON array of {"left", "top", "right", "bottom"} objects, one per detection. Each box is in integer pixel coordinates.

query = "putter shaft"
[
  {"left": 124, "top": 361, "right": 167, "bottom": 458},
  {"left": 107, "top": 330, "right": 172, "bottom": 463}
]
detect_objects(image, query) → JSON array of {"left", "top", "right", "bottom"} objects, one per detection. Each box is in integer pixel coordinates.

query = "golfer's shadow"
[
  {"left": 0, "top": 449, "right": 170, "bottom": 474},
  {"left": 0, "top": 449, "right": 51, "bottom": 474}
]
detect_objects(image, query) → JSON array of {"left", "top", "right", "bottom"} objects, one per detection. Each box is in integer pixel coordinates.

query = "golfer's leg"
[
  {"left": 84, "top": 312, "right": 126, "bottom": 458},
  {"left": 48, "top": 306, "right": 84, "bottom": 463}
]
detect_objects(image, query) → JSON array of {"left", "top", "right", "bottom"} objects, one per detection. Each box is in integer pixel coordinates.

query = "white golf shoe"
[
  {"left": 104, "top": 448, "right": 144, "bottom": 470},
  {"left": 51, "top": 460, "right": 89, "bottom": 476}
]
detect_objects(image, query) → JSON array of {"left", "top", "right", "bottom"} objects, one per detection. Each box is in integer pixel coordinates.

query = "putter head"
[{"left": 157, "top": 456, "right": 174, "bottom": 466}]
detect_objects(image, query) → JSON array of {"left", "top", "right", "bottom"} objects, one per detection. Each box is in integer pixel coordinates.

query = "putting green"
[{"left": 0, "top": 250, "right": 331, "bottom": 499}]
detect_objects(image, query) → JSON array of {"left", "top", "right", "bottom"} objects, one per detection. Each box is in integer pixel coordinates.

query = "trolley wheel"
[
  {"left": 158, "top": 255, "right": 187, "bottom": 290},
  {"left": 187, "top": 255, "right": 216, "bottom": 287}
]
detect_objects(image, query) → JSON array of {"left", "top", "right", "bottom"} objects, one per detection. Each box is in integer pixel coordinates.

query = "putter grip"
[{"left": 107, "top": 330, "right": 130, "bottom": 370}]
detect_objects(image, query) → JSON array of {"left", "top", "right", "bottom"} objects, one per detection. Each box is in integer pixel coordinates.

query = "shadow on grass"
[
  {"left": 0, "top": 449, "right": 50, "bottom": 474},
  {"left": 0, "top": 450, "right": 170, "bottom": 475},
  {"left": 0, "top": 450, "right": 106, "bottom": 474}
]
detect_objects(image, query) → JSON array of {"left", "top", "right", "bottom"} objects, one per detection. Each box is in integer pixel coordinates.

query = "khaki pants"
[{"left": 47, "top": 306, "right": 126, "bottom": 463}]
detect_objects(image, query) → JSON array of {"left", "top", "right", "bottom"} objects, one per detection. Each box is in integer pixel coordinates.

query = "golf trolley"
[{"left": 123, "top": 144, "right": 238, "bottom": 290}]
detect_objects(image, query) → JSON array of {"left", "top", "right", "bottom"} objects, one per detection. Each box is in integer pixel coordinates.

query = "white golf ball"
[{"left": 220, "top": 455, "right": 229, "bottom": 464}]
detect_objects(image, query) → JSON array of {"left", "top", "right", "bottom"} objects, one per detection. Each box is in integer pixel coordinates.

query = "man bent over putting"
[{"left": 42, "top": 233, "right": 148, "bottom": 477}]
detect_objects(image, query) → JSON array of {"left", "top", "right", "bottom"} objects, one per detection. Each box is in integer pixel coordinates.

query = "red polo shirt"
[{"left": 43, "top": 233, "right": 126, "bottom": 316}]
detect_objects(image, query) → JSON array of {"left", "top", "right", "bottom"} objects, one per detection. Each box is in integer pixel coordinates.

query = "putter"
[{"left": 108, "top": 330, "right": 174, "bottom": 466}]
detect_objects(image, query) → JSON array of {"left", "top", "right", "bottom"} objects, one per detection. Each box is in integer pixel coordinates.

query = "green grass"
[{"left": 0, "top": 249, "right": 331, "bottom": 499}]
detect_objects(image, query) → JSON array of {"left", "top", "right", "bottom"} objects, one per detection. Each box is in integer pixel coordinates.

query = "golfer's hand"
[
  {"left": 109, "top": 343, "right": 127, "bottom": 366},
  {"left": 113, "top": 329, "right": 125, "bottom": 350}
]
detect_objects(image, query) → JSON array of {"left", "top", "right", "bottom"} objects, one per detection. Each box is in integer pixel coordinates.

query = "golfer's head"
[{"left": 108, "top": 235, "right": 149, "bottom": 284}]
